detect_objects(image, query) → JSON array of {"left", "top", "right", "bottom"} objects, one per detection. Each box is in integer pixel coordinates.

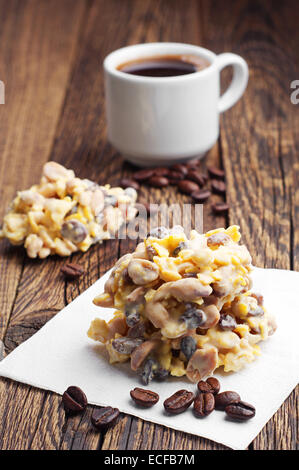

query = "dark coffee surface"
[{"left": 117, "top": 54, "right": 210, "bottom": 77}]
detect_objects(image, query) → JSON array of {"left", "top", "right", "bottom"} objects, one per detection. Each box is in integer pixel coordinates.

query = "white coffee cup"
[{"left": 104, "top": 42, "right": 248, "bottom": 167}]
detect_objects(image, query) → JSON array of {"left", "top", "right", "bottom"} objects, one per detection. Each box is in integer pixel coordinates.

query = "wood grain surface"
[{"left": 0, "top": 0, "right": 297, "bottom": 450}]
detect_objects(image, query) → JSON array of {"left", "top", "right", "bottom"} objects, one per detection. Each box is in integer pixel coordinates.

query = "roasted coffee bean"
[
  {"left": 183, "top": 272, "right": 198, "bottom": 278},
  {"left": 219, "top": 314, "right": 237, "bottom": 331},
  {"left": 130, "top": 387, "right": 159, "bottom": 407},
  {"left": 149, "top": 226, "right": 169, "bottom": 239},
  {"left": 225, "top": 401, "right": 256, "bottom": 421},
  {"left": 208, "top": 166, "right": 225, "bottom": 179},
  {"left": 153, "top": 167, "right": 169, "bottom": 176},
  {"left": 191, "top": 189, "right": 211, "bottom": 203},
  {"left": 206, "top": 377, "right": 220, "bottom": 395},
  {"left": 197, "top": 380, "right": 213, "bottom": 393},
  {"left": 168, "top": 170, "right": 184, "bottom": 182},
  {"left": 215, "top": 391, "right": 241, "bottom": 410},
  {"left": 181, "top": 303, "right": 207, "bottom": 329},
  {"left": 251, "top": 293, "right": 264, "bottom": 306},
  {"left": 119, "top": 178, "right": 140, "bottom": 190},
  {"left": 178, "top": 180, "right": 200, "bottom": 195},
  {"left": 127, "top": 321, "right": 146, "bottom": 338},
  {"left": 61, "top": 220, "right": 88, "bottom": 243},
  {"left": 164, "top": 390, "right": 194, "bottom": 414},
  {"left": 133, "top": 169, "right": 154, "bottom": 181},
  {"left": 193, "top": 392, "right": 215, "bottom": 417},
  {"left": 91, "top": 406, "right": 120, "bottom": 430},
  {"left": 172, "top": 241, "right": 188, "bottom": 256},
  {"left": 148, "top": 175, "right": 169, "bottom": 187},
  {"left": 139, "top": 358, "right": 156, "bottom": 385},
  {"left": 212, "top": 202, "right": 229, "bottom": 214},
  {"left": 171, "top": 163, "right": 188, "bottom": 175},
  {"left": 125, "top": 305, "right": 141, "bottom": 327},
  {"left": 211, "top": 179, "right": 226, "bottom": 194},
  {"left": 112, "top": 337, "right": 143, "bottom": 354},
  {"left": 180, "top": 336, "right": 197, "bottom": 361},
  {"left": 62, "top": 386, "right": 87, "bottom": 413},
  {"left": 186, "top": 170, "right": 206, "bottom": 187},
  {"left": 61, "top": 263, "right": 84, "bottom": 279}
]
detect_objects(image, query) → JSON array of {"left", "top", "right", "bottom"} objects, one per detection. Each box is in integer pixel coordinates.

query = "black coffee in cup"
[{"left": 117, "top": 54, "right": 210, "bottom": 77}]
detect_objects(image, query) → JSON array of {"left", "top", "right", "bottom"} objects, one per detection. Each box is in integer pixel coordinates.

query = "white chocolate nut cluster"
[
  {"left": 0, "top": 162, "right": 138, "bottom": 258},
  {"left": 88, "top": 225, "right": 277, "bottom": 384}
]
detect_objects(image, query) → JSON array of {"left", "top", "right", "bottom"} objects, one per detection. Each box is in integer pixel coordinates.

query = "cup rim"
[{"left": 103, "top": 42, "right": 218, "bottom": 83}]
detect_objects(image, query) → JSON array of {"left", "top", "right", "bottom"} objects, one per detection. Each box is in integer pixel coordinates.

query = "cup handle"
[{"left": 216, "top": 53, "right": 249, "bottom": 113}]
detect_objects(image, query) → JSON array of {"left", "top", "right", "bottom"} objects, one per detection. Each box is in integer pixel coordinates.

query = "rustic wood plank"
[
  {"left": 0, "top": 0, "right": 87, "bottom": 340},
  {"left": 0, "top": 0, "right": 90, "bottom": 450},
  {"left": 200, "top": 0, "right": 298, "bottom": 450}
]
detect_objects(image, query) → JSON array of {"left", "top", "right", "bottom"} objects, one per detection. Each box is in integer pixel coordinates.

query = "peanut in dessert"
[
  {"left": 0, "top": 162, "right": 138, "bottom": 258},
  {"left": 88, "top": 225, "right": 277, "bottom": 384}
]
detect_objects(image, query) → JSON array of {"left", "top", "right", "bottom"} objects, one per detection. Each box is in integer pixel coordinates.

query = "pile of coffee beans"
[
  {"left": 129, "top": 377, "right": 255, "bottom": 422},
  {"left": 62, "top": 385, "right": 120, "bottom": 431},
  {"left": 119, "top": 160, "right": 229, "bottom": 215}
]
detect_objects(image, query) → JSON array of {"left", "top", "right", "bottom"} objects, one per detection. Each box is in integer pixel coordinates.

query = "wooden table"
[{"left": 0, "top": 0, "right": 297, "bottom": 450}]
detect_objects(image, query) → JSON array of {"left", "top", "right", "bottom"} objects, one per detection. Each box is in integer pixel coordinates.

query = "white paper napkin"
[{"left": 0, "top": 267, "right": 298, "bottom": 450}]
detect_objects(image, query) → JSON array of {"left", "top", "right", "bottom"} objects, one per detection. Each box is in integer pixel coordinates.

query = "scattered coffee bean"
[
  {"left": 91, "top": 406, "right": 120, "bottom": 430},
  {"left": 180, "top": 336, "right": 197, "bottom": 361},
  {"left": 133, "top": 169, "right": 154, "bottom": 181},
  {"left": 211, "top": 179, "right": 226, "bottom": 195},
  {"left": 148, "top": 175, "right": 169, "bottom": 187},
  {"left": 119, "top": 178, "right": 140, "bottom": 190},
  {"left": 168, "top": 170, "right": 184, "bottom": 182},
  {"left": 206, "top": 377, "right": 220, "bottom": 395},
  {"left": 171, "top": 163, "right": 188, "bottom": 175},
  {"left": 191, "top": 189, "right": 211, "bottom": 203},
  {"left": 164, "top": 390, "right": 194, "bottom": 414},
  {"left": 215, "top": 391, "right": 241, "bottom": 410},
  {"left": 219, "top": 314, "right": 237, "bottom": 331},
  {"left": 197, "top": 380, "right": 213, "bottom": 393},
  {"left": 208, "top": 166, "right": 225, "bottom": 179},
  {"left": 153, "top": 167, "right": 169, "bottom": 176},
  {"left": 62, "top": 386, "right": 87, "bottom": 413},
  {"left": 212, "top": 202, "right": 230, "bottom": 214},
  {"left": 178, "top": 180, "right": 200, "bottom": 195},
  {"left": 61, "top": 263, "right": 84, "bottom": 279},
  {"left": 225, "top": 401, "right": 256, "bottom": 421},
  {"left": 193, "top": 392, "right": 215, "bottom": 417},
  {"left": 130, "top": 387, "right": 159, "bottom": 407},
  {"left": 186, "top": 170, "right": 206, "bottom": 186}
]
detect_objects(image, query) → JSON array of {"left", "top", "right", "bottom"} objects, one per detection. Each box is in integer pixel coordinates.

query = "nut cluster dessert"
[
  {"left": 0, "top": 162, "right": 138, "bottom": 258},
  {"left": 88, "top": 225, "right": 277, "bottom": 384}
]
